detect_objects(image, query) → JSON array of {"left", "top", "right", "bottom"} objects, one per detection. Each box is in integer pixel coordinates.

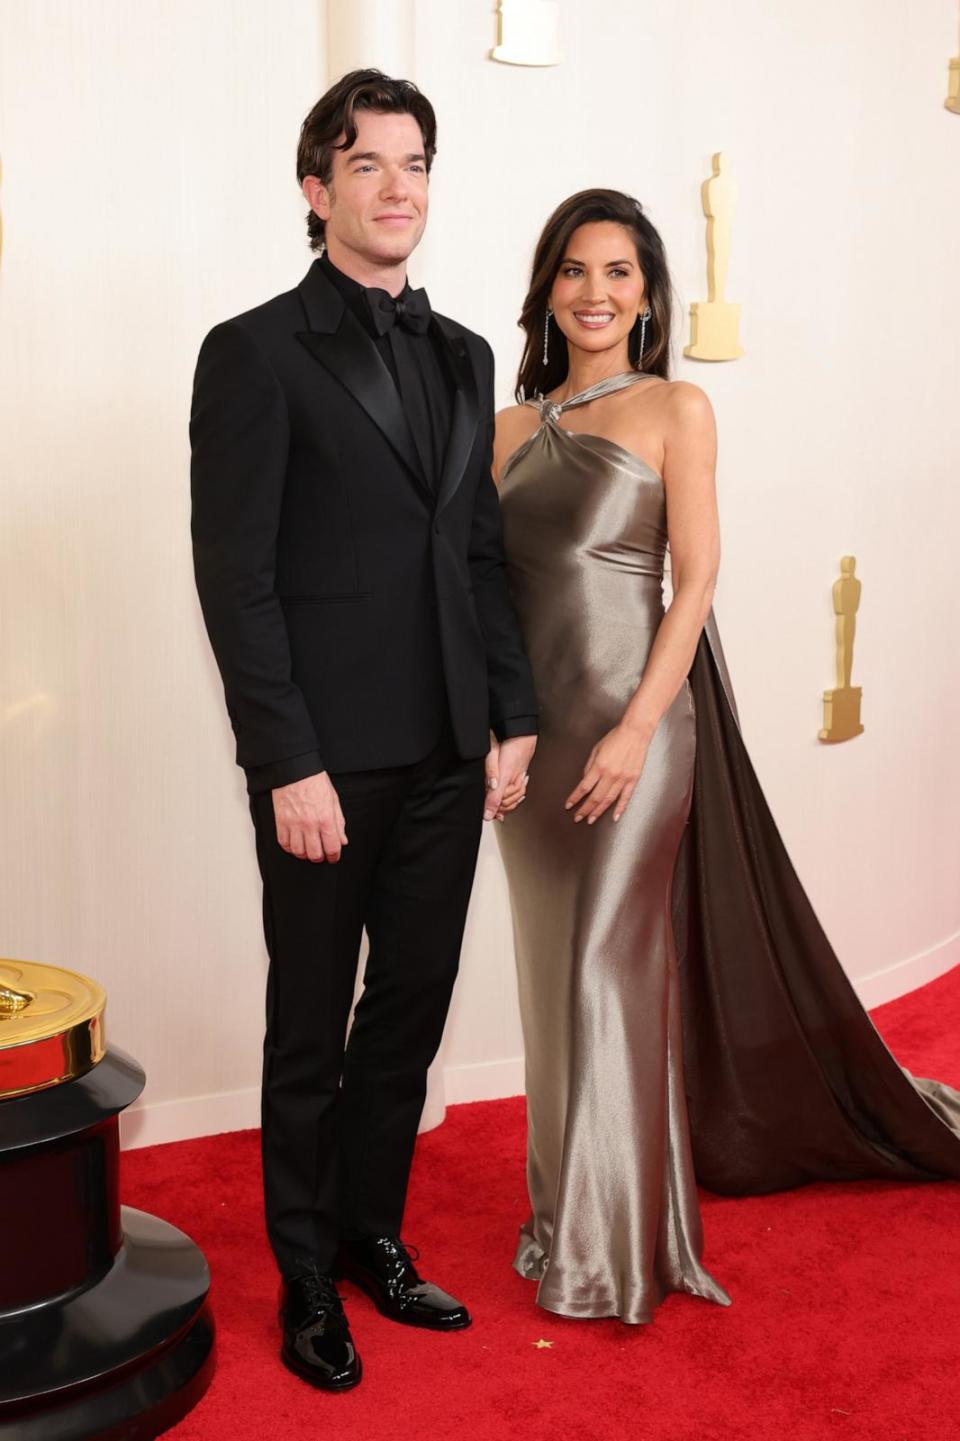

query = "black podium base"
[
  {"left": 1, "top": 1050, "right": 215, "bottom": 1439},
  {"left": 0, "top": 1206, "right": 214, "bottom": 1440}
]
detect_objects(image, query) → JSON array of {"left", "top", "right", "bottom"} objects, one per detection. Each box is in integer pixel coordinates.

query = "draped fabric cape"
[{"left": 675, "top": 614, "right": 960, "bottom": 1193}]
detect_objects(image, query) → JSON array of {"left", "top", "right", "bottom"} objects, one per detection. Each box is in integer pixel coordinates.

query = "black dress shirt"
[{"left": 320, "top": 254, "right": 452, "bottom": 491}]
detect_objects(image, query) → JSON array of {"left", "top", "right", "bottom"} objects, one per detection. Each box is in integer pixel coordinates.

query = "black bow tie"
[{"left": 367, "top": 286, "right": 432, "bottom": 337}]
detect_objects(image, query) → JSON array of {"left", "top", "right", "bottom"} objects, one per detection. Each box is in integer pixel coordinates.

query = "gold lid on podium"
[{"left": 0, "top": 959, "right": 106, "bottom": 1101}]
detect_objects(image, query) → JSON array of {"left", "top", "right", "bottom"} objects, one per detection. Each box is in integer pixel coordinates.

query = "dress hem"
[{"left": 512, "top": 1257, "right": 732, "bottom": 1325}]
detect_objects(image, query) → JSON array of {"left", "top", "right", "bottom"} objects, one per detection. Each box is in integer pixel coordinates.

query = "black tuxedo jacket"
[{"left": 190, "top": 260, "right": 537, "bottom": 792}]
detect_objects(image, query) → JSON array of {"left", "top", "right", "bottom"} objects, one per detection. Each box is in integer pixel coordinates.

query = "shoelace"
[
  {"left": 296, "top": 1270, "right": 342, "bottom": 1316},
  {"left": 374, "top": 1237, "right": 423, "bottom": 1282}
]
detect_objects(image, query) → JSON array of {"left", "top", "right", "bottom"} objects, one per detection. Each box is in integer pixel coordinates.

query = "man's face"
[{"left": 309, "top": 110, "right": 429, "bottom": 267}]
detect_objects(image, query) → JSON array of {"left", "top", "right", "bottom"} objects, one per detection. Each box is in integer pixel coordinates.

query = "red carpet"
[{"left": 124, "top": 966, "right": 960, "bottom": 1441}]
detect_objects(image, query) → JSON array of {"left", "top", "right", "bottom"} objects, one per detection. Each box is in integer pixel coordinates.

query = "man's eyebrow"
[{"left": 346, "top": 150, "right": 427, "bottom": 164}]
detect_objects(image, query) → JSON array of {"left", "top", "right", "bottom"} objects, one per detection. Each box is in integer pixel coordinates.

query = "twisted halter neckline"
[{"left": 534, "top": 370, "right": 651, "bottom": 422}]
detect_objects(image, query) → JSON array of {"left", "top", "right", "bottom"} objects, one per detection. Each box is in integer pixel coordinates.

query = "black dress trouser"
[{"left": 250, "top": 728, "right": 485, "bottom": 1278}]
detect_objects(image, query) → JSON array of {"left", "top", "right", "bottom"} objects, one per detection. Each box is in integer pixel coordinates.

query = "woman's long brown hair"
[{"left": 516, "top": 189, "right": 673, "bottom": 401}]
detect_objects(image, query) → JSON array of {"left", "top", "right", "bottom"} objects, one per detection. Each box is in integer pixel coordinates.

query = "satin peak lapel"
[
  {"left": 295, "top": 312, "right": 428, "bottom": 493},
  {"left": 434, "top": 323, "right": 479, "bottom": 517}
]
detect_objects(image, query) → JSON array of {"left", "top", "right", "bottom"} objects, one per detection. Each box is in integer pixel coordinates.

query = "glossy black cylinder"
[
  {"left": 0, "top": 1049, "right": 213, "bottom": 1439},
  {"left": 0, "top": 1118, "right": 122, "bottom": 1311}
]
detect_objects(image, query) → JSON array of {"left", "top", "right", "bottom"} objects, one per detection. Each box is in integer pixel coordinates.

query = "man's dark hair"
[{"left": 296, "top": 68, "right": 438, "bottom": 252}]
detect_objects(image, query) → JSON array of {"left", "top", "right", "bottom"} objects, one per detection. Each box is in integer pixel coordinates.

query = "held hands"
[
  {"left": 484, "top": 735, "right": 537, "bottom": 821},
  {"left": 565, "top": 720, "right": 653, "bottom": 825},
  {"left": 273, "top": 771, "right": 348, "bottom": 863}
]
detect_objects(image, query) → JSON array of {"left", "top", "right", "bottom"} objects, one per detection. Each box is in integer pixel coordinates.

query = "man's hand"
[
  {"left": 484, "top": 735, "right": 537, "bottom": 821},
  {"left": 273, "top": 771, "right": 348, "bottom": 863}
]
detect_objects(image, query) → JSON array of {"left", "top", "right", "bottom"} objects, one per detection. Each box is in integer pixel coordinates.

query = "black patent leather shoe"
[
  {"left": 338, "top": 1236, "right": 471, "bottom": 1331},
  {"left": 279, "top": 1268, "right": 362, "bottom": 1390}
]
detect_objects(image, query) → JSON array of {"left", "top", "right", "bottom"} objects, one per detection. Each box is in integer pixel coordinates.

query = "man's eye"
[
  {"left": 355, "top": 164, "right": 376, "bottom": 174},
  {"left": 408, "top": 164, "right": 425, "bottom": 173}
]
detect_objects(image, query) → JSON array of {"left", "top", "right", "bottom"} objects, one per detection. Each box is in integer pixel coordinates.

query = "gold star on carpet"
[{"left": 532, "top": 1338, "right": 554, "bottom": 1349}]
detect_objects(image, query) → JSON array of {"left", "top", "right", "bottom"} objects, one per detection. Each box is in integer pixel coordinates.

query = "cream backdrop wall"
[{"left": 1, "top": 0, "right": 958, "bottom": 1149}]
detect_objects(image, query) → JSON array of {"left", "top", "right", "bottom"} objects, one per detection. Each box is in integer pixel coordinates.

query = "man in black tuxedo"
[{"left": 190, "top": 70, "right": 537, "bottom": 1391}]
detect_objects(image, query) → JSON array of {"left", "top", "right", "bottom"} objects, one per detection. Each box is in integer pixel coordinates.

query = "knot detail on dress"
[{"left": 534, "top": 372, "right": 650, "bottom": 427}]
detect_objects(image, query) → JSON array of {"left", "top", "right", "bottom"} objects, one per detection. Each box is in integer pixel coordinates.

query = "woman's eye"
[
  {"left": 561, "top": 266, "right": 583, "bottom": 278},
  {"left": 609, "top": 268, "right": 627, "bottom": 278}
]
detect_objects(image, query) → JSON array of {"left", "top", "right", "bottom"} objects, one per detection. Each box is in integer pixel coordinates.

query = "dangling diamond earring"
[
  {"left": 542, "top": 307, "right": 553, "bottom": 366},
  {"left": 638, "top": 306, "right": 652, "bottom": 368}
]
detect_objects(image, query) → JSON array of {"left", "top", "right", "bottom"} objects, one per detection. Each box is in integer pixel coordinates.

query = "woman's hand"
[
  {"left": 565, "top": 721, "right": 652, "bottom": 825},
  {"left": 485, "top": 736, "right": 533, "bottom": 820}
]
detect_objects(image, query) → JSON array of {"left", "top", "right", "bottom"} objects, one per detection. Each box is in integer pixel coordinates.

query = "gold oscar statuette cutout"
[
  {"left": 491, "top": 0, "right": 561, "bottom": 66},
  {"left": 947, "top": 5, "right": 960, "bottom": 113},
  {"left": 818, "top": 556, "right": 865, "bottom": 744},
  {"left": 684, "top": 152, "right": 744, "bottom": 362}
]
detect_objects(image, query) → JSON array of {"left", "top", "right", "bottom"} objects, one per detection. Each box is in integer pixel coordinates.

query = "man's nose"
[{"left": 380, "top": 168, "right": 411, "bottom": 201}]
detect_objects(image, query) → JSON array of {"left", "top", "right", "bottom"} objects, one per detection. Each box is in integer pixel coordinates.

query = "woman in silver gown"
[{"left": 490, "top": 189, "right": 960, "bottom": 1325}]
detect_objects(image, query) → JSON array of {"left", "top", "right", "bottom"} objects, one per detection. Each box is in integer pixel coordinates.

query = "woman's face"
[{"left": 549, "top": 221, "right": 646, "bottom": 359}]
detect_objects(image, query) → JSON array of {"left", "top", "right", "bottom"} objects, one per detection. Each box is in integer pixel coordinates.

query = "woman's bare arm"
[
  {"left": 565, "top": 381, "right": 720, "bottom": 824},
  {"left": 619, "top": 382, "right": 720, "bottom": 739}
]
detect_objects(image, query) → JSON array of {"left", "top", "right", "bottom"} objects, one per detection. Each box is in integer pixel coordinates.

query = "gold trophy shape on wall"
[
  {"left": 684, "top": 152, "right": 744, "bottom": 362},
  {"left": 946, "top": 3, "right": 960, "bottom": 113},
  {"left": 947, "top": 56, "right": 960, "bottom": 113},
  {"left": 491, "top": 0, "right": 561, "bottom": 65},
  {"left": 819, "top": 556, "right": 865, "bottom": 743}
]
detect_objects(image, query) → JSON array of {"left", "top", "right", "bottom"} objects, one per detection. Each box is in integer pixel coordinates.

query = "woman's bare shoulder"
[
  {"left": 493, "top": 402, "right": 541, "bottom": 482},
  {"left": 632, "top": 378, "right": 716, "bottom": 449},
  {"left": 495, "top": 401, "right": 541, "bottom": 440},
  {"left": 625, "top": 374, "right": 712, "bottom": 413},
  {"left": 659, "top": 378, "right": 715, "bottom": 427}
]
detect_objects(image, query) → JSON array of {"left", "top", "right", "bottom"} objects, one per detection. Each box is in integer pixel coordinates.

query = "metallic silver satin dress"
[{"left": 496, "top": 371, "right": 960, "bottom": 1325}]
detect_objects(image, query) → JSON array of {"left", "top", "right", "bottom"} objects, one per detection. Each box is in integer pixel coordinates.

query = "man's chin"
[{"left": 366, "top": 227, "right": 424, "bottom": 264}]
